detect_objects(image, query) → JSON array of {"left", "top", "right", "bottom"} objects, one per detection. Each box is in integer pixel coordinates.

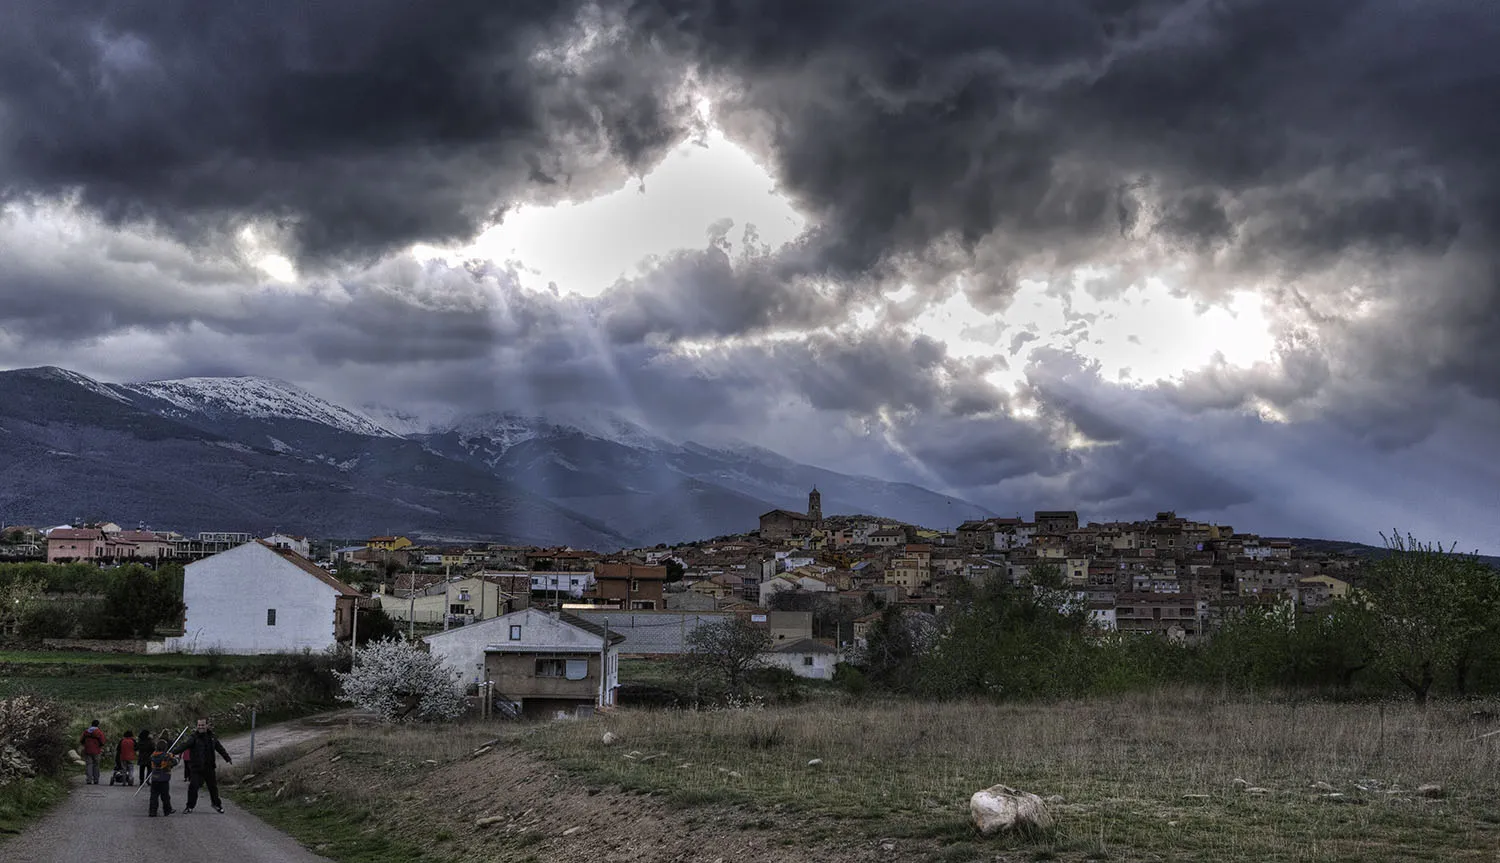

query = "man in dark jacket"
[{"left": 171, "top": 717, "right": 232, "bottom": 813}]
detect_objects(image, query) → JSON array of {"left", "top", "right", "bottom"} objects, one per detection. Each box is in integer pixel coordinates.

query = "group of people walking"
[{"left": 78, "top": 717, "right": 234, "bottom": 817}]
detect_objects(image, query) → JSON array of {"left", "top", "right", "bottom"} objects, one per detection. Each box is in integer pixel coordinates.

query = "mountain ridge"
[{"left": 0, "top": 367, "right": 995, "bottom": 546}]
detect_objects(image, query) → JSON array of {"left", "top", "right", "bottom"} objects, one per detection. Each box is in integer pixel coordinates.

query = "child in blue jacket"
[{"left": 147, "top": 739, "right": 178, "bottom": 817}]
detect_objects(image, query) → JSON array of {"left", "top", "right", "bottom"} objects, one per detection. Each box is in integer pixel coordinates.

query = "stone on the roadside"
[
  {"left": 1417, "top": 783, "right": 1445, "bottom": 799},
  {"left": 969, "top": 784, "right": 1055, "bottom": 836},
  {"left": 1231, "top": 778, "right": 1249, "bottom": 789},
  {"left": 562, "top": 826, "right": 584, "bottom": 836},
  {"left": 475, "top": 815, "right": 505, "bottom": 828},
  {"left": 1311, "top": 781, "right": 1335, "bottom": 792},
  {"left": 807, "top": 758, "right": 823, "bottom": 767},
  {"left": 601, "top": 732, "right": 618, "bottom": 745},
  {"left": 1245, "top": 787, "right": 1272, "bottom": 795}
]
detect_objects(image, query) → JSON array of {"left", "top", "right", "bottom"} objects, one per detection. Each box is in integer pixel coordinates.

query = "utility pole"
[
  {"left": 350, "top": 596, "right": 359, "bottom": 664},
  {"left": 599, "top": 617, "right": 609, "bottom": 708},
  {"left": 408, "top": 570, "right": 416, "bottom": 641}
]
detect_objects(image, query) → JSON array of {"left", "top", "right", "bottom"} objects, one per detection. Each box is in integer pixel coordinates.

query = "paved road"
[{"left": 3, "top": 711, "right": 368, "bottom": 863}]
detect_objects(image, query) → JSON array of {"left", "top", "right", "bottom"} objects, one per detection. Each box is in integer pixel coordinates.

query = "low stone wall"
[{"left": 41, "top": 638, "right": 151, "bottom": 654}]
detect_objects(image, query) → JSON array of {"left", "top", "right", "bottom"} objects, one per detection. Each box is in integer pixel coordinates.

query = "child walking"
[
  {"left": 147, "top": 738, "right": 177, "bottom": 817},
  {"left": 115, "top": 730, "right": 137, "bottom": 786}
]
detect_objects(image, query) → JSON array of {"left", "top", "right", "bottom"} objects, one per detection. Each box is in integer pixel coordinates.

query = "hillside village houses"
[{"left": 19, "top": 490, "right": 1369, "bottom": 688}]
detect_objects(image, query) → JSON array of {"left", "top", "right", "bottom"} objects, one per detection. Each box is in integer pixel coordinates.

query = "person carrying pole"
[{"left": 172, "top": 717, "right": 232, "bottom": 813}]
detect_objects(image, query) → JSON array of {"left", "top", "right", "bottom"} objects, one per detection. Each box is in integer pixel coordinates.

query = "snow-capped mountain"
[
  {"left": 0, "top": 367, "right": 632, "bottom": 548},
  {"left": 121, "top": 376, "right": 400, "bottom": 439},
  {"left": 0, "top": 366, "right": 995, "bottom": 546},
  {"left": 414, "top": 411, "right": 682, "bottom": 467}
]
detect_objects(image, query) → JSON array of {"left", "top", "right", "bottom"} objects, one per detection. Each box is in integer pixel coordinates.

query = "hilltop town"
[{"left": 3, "top": 488, "right": 1367, "bottom": 656}]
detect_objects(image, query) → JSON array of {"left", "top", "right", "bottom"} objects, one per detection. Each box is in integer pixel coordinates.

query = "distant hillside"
[{"left": 1280, "top": 537, "right": 1500, "bottom": 570}]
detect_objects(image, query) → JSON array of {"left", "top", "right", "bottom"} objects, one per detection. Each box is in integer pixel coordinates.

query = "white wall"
[
  {"left": 763, "top": 650, "right": 837, "bottom": 680},
  {"left": 170, "top": 542, "right": 340, "bottom": 654},
  {"left": 264, "top": 534, "right": 311, "bottom": 558}
]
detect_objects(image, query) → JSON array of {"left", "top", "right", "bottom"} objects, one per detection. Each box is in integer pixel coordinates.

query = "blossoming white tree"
[{"left": 333, "top": 637, "right": 465, "bottom": 722}]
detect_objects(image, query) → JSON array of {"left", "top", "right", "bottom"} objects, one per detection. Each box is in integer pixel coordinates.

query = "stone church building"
[{"left": 758, "top": 488, "right": 823, "bottom": 540}]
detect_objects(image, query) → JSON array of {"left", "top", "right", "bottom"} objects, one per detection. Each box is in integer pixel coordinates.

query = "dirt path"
[{"left": 2, "top": 710, "right": 368, "bottom": 863}]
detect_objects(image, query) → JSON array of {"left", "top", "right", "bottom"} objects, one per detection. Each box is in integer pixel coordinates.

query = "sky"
[{"left": 1, "top": 1, "right": 1498, "bottom": 551}]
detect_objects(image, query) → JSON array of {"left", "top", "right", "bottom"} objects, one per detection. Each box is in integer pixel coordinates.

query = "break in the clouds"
[{"left": 1, "top": 1, "right": 1498, "bottom": 551}]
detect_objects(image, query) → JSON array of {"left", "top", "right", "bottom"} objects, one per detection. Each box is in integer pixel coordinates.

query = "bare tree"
[{"left": 682, "top": 617, "right": 772, "bottom": 695}]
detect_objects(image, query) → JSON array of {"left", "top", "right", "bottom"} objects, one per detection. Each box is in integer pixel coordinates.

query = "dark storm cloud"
[
  {"left": 3, "top": 0, "right": 1500, "bottom": 551},
  {"left": 0, "top": 0, "right": 693, "bottom": 263},
  {"left": 769, "top": 331, "right": 946, "bottom": 415},
  {"left": 599, "top": 235, "right": 845, "bottom": 343},
  {"left": 619, "top": 0, "right": 1500, "bottom": 408}
]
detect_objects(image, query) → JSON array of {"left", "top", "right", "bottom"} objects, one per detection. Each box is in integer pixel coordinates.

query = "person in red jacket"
[
  {"left": 115, "top": 730, "right": 137, "bottom": 786},
  {"left": 79, "top": 720, "right": 106, "bottom": 785}
]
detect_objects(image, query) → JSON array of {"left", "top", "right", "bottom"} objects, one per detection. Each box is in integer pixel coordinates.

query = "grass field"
[
  {"left": 222, "top": 689, "right": 1500, "bottom": 862},
  {"left": 526, "top": 690, "right": 1500, "bottom": 862}
]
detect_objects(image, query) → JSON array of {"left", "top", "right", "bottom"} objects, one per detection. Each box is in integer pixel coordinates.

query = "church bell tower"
[{"left": 808, "top": 486, "right": 822, "bottom": 523}]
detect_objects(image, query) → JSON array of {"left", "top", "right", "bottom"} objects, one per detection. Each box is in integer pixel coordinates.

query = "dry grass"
[{"left": 527, "top": 690, "right": 1500, "bottom": 861}]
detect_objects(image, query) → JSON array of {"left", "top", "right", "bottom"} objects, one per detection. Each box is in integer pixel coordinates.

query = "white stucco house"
[
  {"left": 263, "top": 533, "right": 312, "bottom": 559},
  {"left": 424, "top": 608, "right": 625, "bottom": 719},
  {"left": 761, "top": 637, "right": 839, "bottom": 680},
  {"left": 166, "top": 541, "right": 360, "bottom": 654}
]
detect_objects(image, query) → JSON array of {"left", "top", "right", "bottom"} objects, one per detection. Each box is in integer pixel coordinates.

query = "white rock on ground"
[
  {"left": 601, "top": 732, "right": 618, "bottom": 745},
  {"left": 969, "top": 784, "right": 1055, "bottom": 836}
]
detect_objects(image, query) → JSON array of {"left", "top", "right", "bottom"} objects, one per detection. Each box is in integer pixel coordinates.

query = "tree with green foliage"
[
  {"left": 856, "top": 604, "right": 935, "bottom": 690},
  {"left": 661, "top": 558, "right": 685, "bottom": 583},
  {"left": 90, "top": 565, "right": 185, "bottom": 639},
  {"left": 681, "top": 617, "right": 772, "bottom": 696},
  {"left": 354, "top": 606, "right": 400, "bottom": 645},
  {"left": 1288, "top": 598, "right": 1379, "bottom": 690},
  {"left": 917, "top": 563, "right": 1096, "bottom": 699},
  {"left": 1362, "top": 532, "right": 1500, "bottom": 704},
  {"left": 0, "top": 575, "right": 45, "bottom": 638}
]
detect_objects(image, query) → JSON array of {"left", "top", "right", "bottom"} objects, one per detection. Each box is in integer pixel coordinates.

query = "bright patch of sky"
[
  {"left": 456, "top": 113, "right": 806, "bottom": 298},
  {"left": 911, "top": 276, "right": 1275, "bottom": 393},
  {"left": 239, "top": 225, "right": 297, "bottom": 282}
]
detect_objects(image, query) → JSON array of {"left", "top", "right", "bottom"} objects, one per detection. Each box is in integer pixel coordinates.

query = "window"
[
  {"left": 803, "top": 656, "right": 814, "bottom": 667},
  {"left": 266, "top": 609, "right": 276, "bottom": 626},
  {"left": 630, "top": 600, "right": 656, "bottom": 610},
  {"left": 458, "top": 590, "right": 470, "bottom": 601},
  {"left": 630, "top": 578, "right": 640, "bottom": 592},
  {"left": 535, "top": 658, "right": 589, "bottom": 680},
  {"left": 509, "top": 625, "right": 522, "bottom": 641}
]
